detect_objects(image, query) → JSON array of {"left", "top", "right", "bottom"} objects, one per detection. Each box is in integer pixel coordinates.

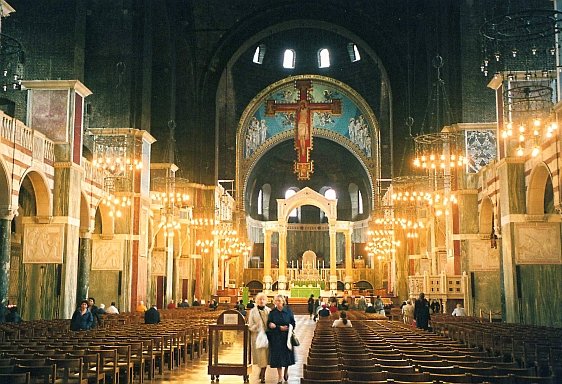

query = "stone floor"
[{"left": 156, "top": 314, "right": 314, "bottom": 384}]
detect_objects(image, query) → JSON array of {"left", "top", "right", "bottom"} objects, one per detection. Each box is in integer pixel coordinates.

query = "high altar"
[{"left": 290, "top": 250, "right": 322, "bottom": 298}]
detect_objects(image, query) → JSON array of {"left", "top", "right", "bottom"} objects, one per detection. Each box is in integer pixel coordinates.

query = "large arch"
[
  {"left": 0, "top": 157, "right": 11, "bottom": 213},
  {"left": 479, "top": 196, "right": 494, "bottom": 235},
  {"left": 237, "top": 75, "right": 380, "bottom": 213},
  {"left": 19, "top": 169, "right": 52, "bottom": 218},
  {"left": 278, "top": 187, "right": 337, "bottom": 224},
  {"left": 527, "top": 163, "right": 552, "bottom": 216}
]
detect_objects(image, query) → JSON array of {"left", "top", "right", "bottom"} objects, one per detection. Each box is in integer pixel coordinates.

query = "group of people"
[
  {"left": 70, "top": 297, "right": 107, "bottom": 331},
  {"left": 401, "top": 293, "right": 466, "bottom": 330},
  {"left": 248, "top": 293, "right": 296, "bottom": 384}
]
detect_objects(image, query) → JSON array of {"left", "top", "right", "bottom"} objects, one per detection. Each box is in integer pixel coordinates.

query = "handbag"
[
  {"left": 290, "top": 331, "right": 300, "bottom": 347},
  {"left": 256, "top": 329, "right": 269, "bottom": 349},
  {"left": 255, "top": 310, "right": 269, "bottom": 349}
]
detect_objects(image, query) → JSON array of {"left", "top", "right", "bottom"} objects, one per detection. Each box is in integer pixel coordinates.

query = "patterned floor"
[{"left": 156, "top": 314, "right": 314, "bottom": 384}]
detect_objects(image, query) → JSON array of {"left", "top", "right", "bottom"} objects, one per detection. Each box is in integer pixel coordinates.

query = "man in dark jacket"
[
  {"left": 414, "top": 292, "right": 431, "bottom": 330},
  {"left": 144, "top": 304, "right": 161, "bottom": 324}
]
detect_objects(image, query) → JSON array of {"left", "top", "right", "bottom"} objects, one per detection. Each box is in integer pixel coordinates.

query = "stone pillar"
[
  {"left": 278, "top": 225, "right": 287, "bottom": 291},
  {"left": 497, "top": 158, "right": 526, "bottom": 323},
  {"left": 76, "top": 229, "right": 92, "bottom": 302},
  {"left": 344, "top": 229, "right": 353, "bottom": 290},
  {"left": 263, "top": 229, "right": 272, "bottom": 291},
  {"left": 0, "top": 210, "right": 15, "bottom": 305},
  {"left": 329, "top": 222, "right": 337, "bottom": 290}
]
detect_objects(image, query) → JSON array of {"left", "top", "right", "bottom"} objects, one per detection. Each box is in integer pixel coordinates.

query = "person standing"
[
  {"left": 307, "top": 294, "right": 315, "bottom": 319},
  {"left": 267, "top": 294, "right": 295, "bottom": 384},
  {"left": 402, "top": 300, "right": 415, "bottom": 325},
  {"left": 70, "top": 300, "right": 94, "bottom": 331},
  {"left": 88, "top": 297, "right": 102, "bottom": 328},
  {"left": 414, "top": 292, "right": 431, "bottom": 330},
  {"left": 247, "top": 292, "right": 271, "bottom": 383}
]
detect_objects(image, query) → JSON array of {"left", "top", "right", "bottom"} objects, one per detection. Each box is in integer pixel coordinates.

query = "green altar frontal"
[{"left": 291, "top": 286, "right": 321, "bottom": 298}]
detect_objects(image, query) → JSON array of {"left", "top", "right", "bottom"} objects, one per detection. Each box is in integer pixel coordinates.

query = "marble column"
[
  {"left": 344, "top": 229, "right": 353, "bottom": 290},
  {"left": 76, "top": 230, "right": 92, "bottom": 302},
  {"left": 497, "top": 158, "right": 526, "bottom": 323},
  {"left": 329, "top": 223, "right": 337, "bottom": 290},
  {"left": 0, "top": 210, "right": 15, "bottom": 305},
  {"left": 263, "top": 229, "right": 272, "bottom": 291},
  {"left": 278, "top": 225, "right": 287, "bottom": 291}
]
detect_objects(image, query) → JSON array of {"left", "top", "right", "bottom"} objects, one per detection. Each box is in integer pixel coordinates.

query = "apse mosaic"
[
  {"left": 465, "top": 130, "right": 497, "bottom": 173},
  {"left": 243, "top": 80, "right": 373, "bottom": 159}
]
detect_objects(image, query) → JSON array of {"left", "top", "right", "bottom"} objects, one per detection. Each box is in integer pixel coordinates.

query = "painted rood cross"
[{"left": 265, "top": 80, "right": 342, "bottom": 180}]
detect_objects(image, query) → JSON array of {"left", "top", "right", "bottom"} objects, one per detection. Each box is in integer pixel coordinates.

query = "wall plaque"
[{"left": 515, "top": 223, "right": 561, "bottom": 264}]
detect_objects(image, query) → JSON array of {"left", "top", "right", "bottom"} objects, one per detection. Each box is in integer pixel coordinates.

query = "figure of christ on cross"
[{"left": 266, "top": 79, "right": 342, "bottom": 180}]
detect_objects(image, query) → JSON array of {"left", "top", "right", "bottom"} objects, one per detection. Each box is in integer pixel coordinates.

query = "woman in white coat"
[{"left": 247, "top": 292, "right": 270, "bottom": 383}]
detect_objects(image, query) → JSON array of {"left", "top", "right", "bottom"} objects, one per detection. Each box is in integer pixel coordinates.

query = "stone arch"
[
  {"left": 237, "top": 75, "right": 379, "bottom": 213},
  {"left": 95, "top": 200, "right": 115, "bottom": 237},
  {"left": 80, "top": 192, "right": 92, "bottom": 232},
  {"left": 278, "top": 187, "right": 337, "bottom": 223},
  {"left": 479, "top": 196, "right": 494, "bottom": 234},
  {"left": 19, "top": 168, "right": 52, "bottom": 218},
  {"left": 527, "top": 163, "right": 552, "bottom": 215},
  {"left": 0, "top": 157, "right": 11, "bottom": 214}
]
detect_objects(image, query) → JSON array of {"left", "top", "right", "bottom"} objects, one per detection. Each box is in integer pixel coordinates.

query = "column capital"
[{"left": 0, "top": 207, "right": 17, "bottom": 221}]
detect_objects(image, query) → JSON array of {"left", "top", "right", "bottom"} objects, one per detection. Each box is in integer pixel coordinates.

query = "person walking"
[
  {"left": 267, "top": 294, "right": 295, "bottom": 384},
  {"left": 414, "top": 292, "right": 431, "bottom": 330},
  {"left": 307, "top": 294, "right": 315, "bottom": 319},
  {"left": 247, "top": 292, "right": 270, "bottom": 383}
]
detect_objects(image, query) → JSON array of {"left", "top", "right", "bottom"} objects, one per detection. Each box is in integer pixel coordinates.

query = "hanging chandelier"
[
  {"left": 411, "top": 56, "right": 467, "bottom": 176},
  {"left": 151, "top": 176, "right": 192, "bottom": 238},
  {"left": 480, "top": 8, "right": 561, "bottom": 158}
]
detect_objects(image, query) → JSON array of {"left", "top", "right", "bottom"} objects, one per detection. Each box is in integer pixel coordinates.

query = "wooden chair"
[
  {"left": 67, "top": 353, "right": 104, "bottom": 384},
  {"left": 386, "top": 371, "right": 431, "bottom": 382},
  {"left": 128, "top": 342, "right": 145, "bottom": 384},
  {"left": 87, "top": 348, "right": 118, "bottom": 384},
  {"left": 47, "top": 357, "right": 87, "bottom": 384},
  {"left": 302, "top": 368, "right": 343, "bottom": 381},
  {"left": 346, "top": 370, "right": 387, "bottom": 382},
  {"left": 0, "top": 366, "right": 13, "bottom": 374},
  {"left": 0, "top": 372, "right": 31, "bottom": 384},
  {"left": 14, "top": 364, "right": 57, "bottom": 384},
  {"left": 110, "top": 345, "right": 133, "bottom": 384},
  {"left": 428, "top": 372, "right": 473, "bottom": 383}
]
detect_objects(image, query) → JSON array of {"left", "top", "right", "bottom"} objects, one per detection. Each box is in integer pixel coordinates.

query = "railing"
[
  {"left": 82, "top": 157, "right": 105, "bottom": 186},
  {"left": 0, "top": 111, "right": 56, "bottom": 163}
]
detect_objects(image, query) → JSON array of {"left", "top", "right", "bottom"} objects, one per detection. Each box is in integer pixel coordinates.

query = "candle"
[{"left": 322, "top": 260, "right": 325, "bottom": 269}]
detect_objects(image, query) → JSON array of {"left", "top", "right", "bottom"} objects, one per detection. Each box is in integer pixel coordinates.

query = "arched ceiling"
[{"left": 246, "top": 137, "right": 371, "bottom": 221}]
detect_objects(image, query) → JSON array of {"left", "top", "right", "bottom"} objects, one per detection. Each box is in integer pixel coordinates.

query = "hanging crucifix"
[{"left": 266, "top": 80, "right": 342, "bottom": 180}]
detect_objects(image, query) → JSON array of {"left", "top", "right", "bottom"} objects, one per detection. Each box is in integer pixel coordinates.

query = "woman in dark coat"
[
  {"left": 307, "top": 294, "right": 314, "bottom": 319},
  {"left": 267, "top": 294, "right": 295, "bottom": 384},
  {"left": 414, "top": 292, "right": 430, "bottom": 330}
]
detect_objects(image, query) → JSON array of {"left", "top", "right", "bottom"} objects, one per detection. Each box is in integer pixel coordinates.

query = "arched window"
[
  {"left": 260, "top": 184, "right": 271, "bottom": 220},
  {"left": 285, "top": 188, "right": 300, "bottom": 222},
  {"left": 347, "top": 43, "right": 361, "bottom": 62},
  {"left": 358, "top": 190, "right": 363, "bottom": 214},
  {"left": 348, "top": 183, "right": 359, "bottom": 219},
  {"left": 324, "top": 188, "right": 336, "bottom": 200},
  {"left": 253, "top": 44, "right": 266, "bottom": 64},
  {"left": 283, "top": 49, "right": 295, "bottom": 69},
  {"left": 318, "top": 48, "right": 330, "bottom": 68}
]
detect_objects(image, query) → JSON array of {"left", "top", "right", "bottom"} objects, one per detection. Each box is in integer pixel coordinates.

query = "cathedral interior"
[{"left": 0, "top": 0, "right": 560, "bottom": 329}]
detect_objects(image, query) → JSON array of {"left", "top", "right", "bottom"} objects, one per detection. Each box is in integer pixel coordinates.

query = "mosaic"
[{"left": 465, "top": 130, "right": 497, "bottom": 173}]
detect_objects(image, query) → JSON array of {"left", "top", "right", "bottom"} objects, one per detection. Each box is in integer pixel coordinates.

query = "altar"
[
  {"left": 290, "top": 286, "right": 321, "bottom": 298},
  {"left": 289, "top": 250, "right": 323, "bottom": 298}
]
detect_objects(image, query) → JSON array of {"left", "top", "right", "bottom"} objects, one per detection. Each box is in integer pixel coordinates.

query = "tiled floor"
[{"left": 156, "top": 315, "right": 314, "bottom": 383}]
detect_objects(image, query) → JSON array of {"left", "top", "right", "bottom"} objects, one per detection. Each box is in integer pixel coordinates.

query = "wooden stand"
[{"left": 208, "top": 310, "right": 252, "bottom": 382}]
